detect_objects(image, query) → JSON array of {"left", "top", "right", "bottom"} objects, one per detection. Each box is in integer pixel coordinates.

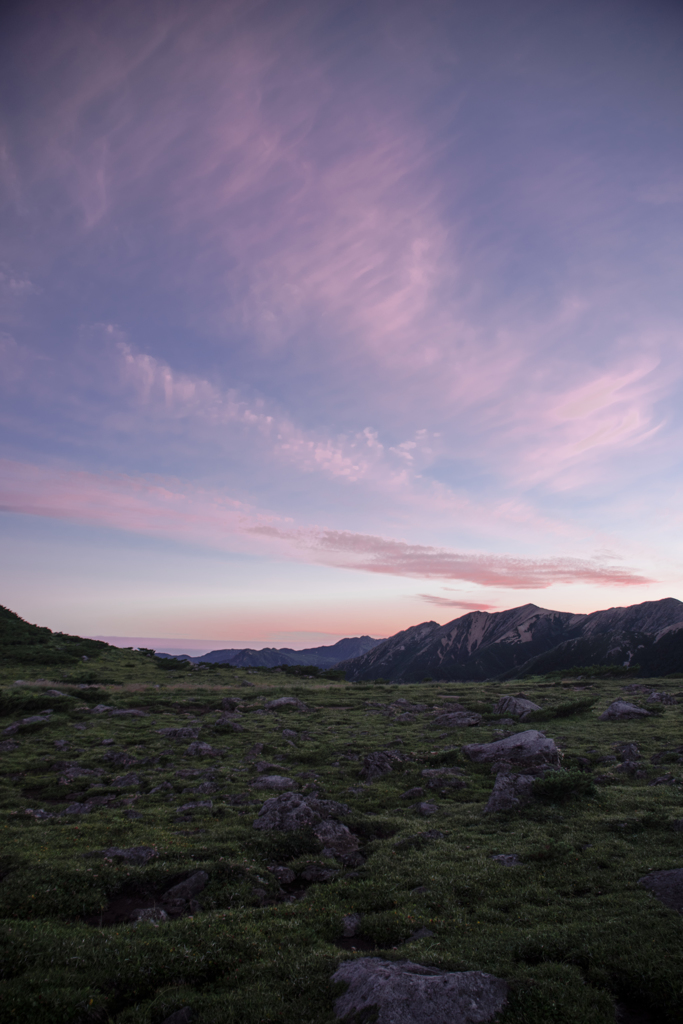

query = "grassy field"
[{"left": 0, "top": 646, "right": 682, "bottom": 1023}]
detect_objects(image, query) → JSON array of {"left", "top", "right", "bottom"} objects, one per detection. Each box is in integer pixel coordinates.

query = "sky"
[{"left": 2, "top": 0, "right": 683, "bottom": 654}]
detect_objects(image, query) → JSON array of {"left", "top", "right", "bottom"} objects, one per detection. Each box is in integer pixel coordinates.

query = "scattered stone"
[
  {"left": 160, "top": 1007, "right": 192, "bottom": 1024},
  {"left": 54, "top": 739, "right": 69, "bottom": 749},
  {"left": 177, "top": 800, "right": 213, "bottom": 813},
  {"left": 313, "top": 819, "right": 361, "bottom": 860},
  {"left": 420, "top": 768, "right": 466, "bottom": 792},
  {"left": 265, "top": 696, "right": 309, "bottom": 711},
  {"left": 614, "top": 762, "right": 646, "bottom": 778},
  {"left": 360, "top": 750, "right": 407, "bottom": 781},
  {"left": 647, "top": 691, "right": 675, "bottom": 704},
  {"left": 0, "top": 740, "right": 19, "bottom": 753},
  {"left": 416, "top": 801, "right": 438, "bottom": 816},
  {"left": 342, "top": 912, "right": 362, "bottom": 937},
  {"left": 484, "top": 773, "right": 536, "bottom": 813},
  {"left": 131, "top": 907, "right": 168, "bottom": 924},
  {"left": 431, "top": 712, "right": 482, "bottom": 728},
  {"left": 464, "top": 730, "right": 561, "bottom": 769},
  {"left": 102, "top": 738, "right": 115, "bottom": 746},
  {"left": 102, "top": 846, "right": 158, "bottom": 864},
  {"left": 332, "top": 958, "right": 508, "bottom": 1024},
  {"left": 187, "top": 742, "right": 213, "bottom": 756},
  {"left": 405, "top": 927, "right": 434, "bottom": 942},
  {"left": 649, "top": 774, "right": 679, "bottom": 786},
  {"left": 491, "top": 854, "right": 520, "bottom": 866},
  {"left": 221, "top": 697, "right": 241, "bottom": 711},
  {"left": 268, "top": 865, "right": 296, "bottom": 884},
  {"left": 401, "top": 787, "right": 425, "bottom": 800},
  {"left": 254, "top": 760, "right": 286, "bottom": 772},
  {"left": 157, "top": 727, "right": 201, "bottom": 740},
  {"left": 90, "top": 704, "right": 114, "bottom": 714},
  {"left": 110, "top": 709, "right": 148, "bottom": 717},
  {"left": 639, "top": 868, "right": 683, "bottom": 914},
  {"left": 161, "top": 870, "right": 209, "bottom": 917},
  {"left": 599, "top": 701, "right": 651, "bottom": 721},
  {"left": 252, "top": 791, "right": 349, "bottom": 832},
  {"left": 616, "top": 742, "right": 640, "bottom": 760},
  {"left": 25, "top": 808, "right": 53, "bottom": 820},
  {"left": 282, "top": 729, "right": 298, "bottom": 739},
  {"left": 149, "top": 782, "right": 173, "bottom": 795},
  {"left": 493, "top": 696, "right": 541, "bottom": 717},
  {"left": 300, "top": 863, "right": 337, "bottom": 882},
  {"left": 103, "top": 750, "right": 137, "bottom": 767},
  {"left": 252, "top": 775, "right": 296, "bottom": 790},
  {"left": 45, "top": 689, "right": 66, "bottom": 696},
  {"left": 244, "top": 743, "right": 265, "bottom": 761},
  {"left": 394, "top": 713, "right": 416, "bottom": 723},
  {"left": 112, "top": 773, "right": 141, "bottom": 788}
]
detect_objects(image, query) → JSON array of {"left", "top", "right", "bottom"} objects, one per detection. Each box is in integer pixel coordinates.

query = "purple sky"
[{"left": 2, "top": 0, "right": 683, "bottom": 649}]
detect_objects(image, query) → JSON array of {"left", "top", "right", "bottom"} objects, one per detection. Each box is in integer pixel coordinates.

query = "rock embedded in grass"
[
  {"left": 252, "top": 775, "right": 296, "bottom": 790},
  {"left": 332, "top": 958, "right": 508, "bottom": 1024},
  {"left": 463, "top": 729, "right": 560, "bottom": 769},
  {"left": 493, "top": 695, "right": 541, "bottom": 717},
  {"left": 484, "top": 773, "right": 536, "bottom": 813},
  {"left": 599, "top": 701, "right": 651, "bottom": 721}
]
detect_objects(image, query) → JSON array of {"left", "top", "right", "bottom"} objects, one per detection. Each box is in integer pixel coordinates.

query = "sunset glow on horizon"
[{"left": 2, "top": 0, "right": 683, "bottom": 646}]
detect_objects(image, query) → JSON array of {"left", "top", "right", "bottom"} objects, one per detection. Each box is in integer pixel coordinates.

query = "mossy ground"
[{"left": 1, "top": 649, "right": 682, "bottom": 1023}]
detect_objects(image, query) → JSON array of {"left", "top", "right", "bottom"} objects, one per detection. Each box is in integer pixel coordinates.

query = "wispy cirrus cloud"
[{"left": 418, "top": 595, "right": 497, "bottom": 611}]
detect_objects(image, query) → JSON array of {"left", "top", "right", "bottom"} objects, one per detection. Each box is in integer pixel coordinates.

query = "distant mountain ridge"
[
  {"left": 337, "top": 598, "right": 683, "bottom": 681},
  {"left": 157, "top": 635, "right": 383, "bottom": 669}
]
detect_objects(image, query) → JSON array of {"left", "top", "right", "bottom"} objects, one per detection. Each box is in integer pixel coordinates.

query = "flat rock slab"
[
  {"left": 600, "top": 701, "right": 651, "bottom": 721},
  {"left": 464, "top": 730, "right": 560, "bottom": 769},
  {"left": 431, "top": 712, "right": 482, "bottom": 728},
  {"left": 638, "top": 868, "right": 683, "bottom": 914},
  {"left": 332, "top": 958, "right": 507, "bottom": 1024}
]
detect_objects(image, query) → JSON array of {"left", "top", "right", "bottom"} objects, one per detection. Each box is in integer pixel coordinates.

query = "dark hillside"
[{"left": 0, "top": 605, "right": 111, "bottom": 665}]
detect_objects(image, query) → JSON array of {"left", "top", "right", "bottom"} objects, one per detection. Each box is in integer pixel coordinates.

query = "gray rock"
[
  {"left": 464, "top": 730, "right": 560, "bottom": 769},
  {"left": 420, "top": 768, "right": 466, "bottom": 791},
  {"left": 332, "top": 958, "right": 508, "bottom": 1024},
  {"left": 342, "top": 912, "right": 362, "bottom": 937},
  {"left": 253, "top": 775, "right": 296, "bottom": 790},
  {"left": 25, "top": 807, "right": 53, "bottom": 820},
  {"left": 300, "top": 863, "right": 337, "bottom": 882},
  {"left": 313, "top": 819, "right": 360, "bottom": 859},
  {"left": 110, "top": 709, "right": 148, "bottom": 717},
  {"left": 45, "top": 689, "right": 66, "bottom": 696},
  {"left": 265, "top": 696, "right": 309, "bottom": 711},
  {"left": 157, "top": 727, "right": 201, "bottom": 739},
  {"left": 186, "top": 742, "right": 213, "bottom": 756},
  {"left": 161, "top": 870, "right": 209, "bottom": 915},
  {"left": 282, "top": 729, "right": 298, "bottom": 739},
  {"left": 269, "top": 865, "right": 296, "bottom": 884},
  {"left": 102, "top": 846, "right": 158, "bottom": 864},
  {"left": 101, "top": 738, "right": 114, "bottom": 746},
  {"left": 131, "top": 907, "right": 168, "bottom": 923},
  {"left": 401, "top": 787, "right": 425, "bottom": 800},
  {"left": 599, "top": 701, "right": 651, "bottom": 721},
  {"left": 0, "top": 740, "right": 19, "bottom": 753},
  {"left": 484, "top": 773, "right": 536, "bottom": 813},
  {"left": 361, "top": 749, "right": 406, "bottom": 781},
  {"left": 221, "top": 697, "right": 241, "bottom": 711},
  {"left": 112, "top": 773, "right": 141, "bottom": 788},
  {"left": 54, "top": 740, "right": 69, "bottom": 750},
  {"left": 90, "top": 704, "right": 115, "bottom": 713},
  {"left": 253, "top": 792, "right": 321, "bottom": 831},
  {"left": 160, "top": 1008, "right": 192, "bottom": 1024},
  {"left": 647, "top": 691, "right": 675, "bottom": 704},
  {"left": 616, "top": 742, "right": 640, "bottom": 761},
  {"left": 180, "top": 795, "right": 214, "bottom": 810},
  {"left": 493, "top": 696, "right": 541, "bottom": 717},
  {"left": 416, "top": 801, "right": 438, "bottom": 816},
  {"left": 431, "top": 712, "right": 482, "bottom": 728},
  {"left": 638, "top": 868, "right": 683, "bottom": 913},
  {"left": 405, "top": 927, "right": 434, "bottom": 942}
]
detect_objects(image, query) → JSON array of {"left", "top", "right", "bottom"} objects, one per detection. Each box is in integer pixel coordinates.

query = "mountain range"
[
  {"left": 157, "top": 635, "right": 382, "bottom": 669},
  {"left": 337, "top": 598, "right": 683, "bottom": 681}
]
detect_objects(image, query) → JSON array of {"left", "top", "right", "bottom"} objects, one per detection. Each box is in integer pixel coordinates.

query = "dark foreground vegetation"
[{"left": 1, "top": 606, "right": 682, "bottom": 1023}]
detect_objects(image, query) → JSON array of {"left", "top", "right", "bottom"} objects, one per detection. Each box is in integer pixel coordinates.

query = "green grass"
[{"left": 0, "top": 649, "right": 682, "bottom": 1022}]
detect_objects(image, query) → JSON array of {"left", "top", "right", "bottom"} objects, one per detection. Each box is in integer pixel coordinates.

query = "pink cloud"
[{"left": 418, "top": 595, "right": 497, "bottom": 611}]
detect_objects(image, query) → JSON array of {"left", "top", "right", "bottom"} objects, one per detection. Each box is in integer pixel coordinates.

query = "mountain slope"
[
  {"left": 338, "top": 599, "right": 683, "bottom": 681},
  {"left": 0, "top": 605, "right": 112, "bottom": 665},
  {"left": 159, "top": 635, "right": 383, "bottom": 669}
]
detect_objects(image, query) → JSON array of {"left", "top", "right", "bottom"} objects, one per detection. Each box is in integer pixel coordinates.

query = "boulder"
[
  {"left": 221, "top": 697, "right": 240, "bottom": 711},
  {"left": 101, "top": 846, "right": 157, "bottom": 864},
  {"left": 265, "top": 696, "right": 309, "bottom": 711},
  {"left": 300, "top": 863, "right": 337, "bottom": 882},
  {"left": 638, "top": 868, "right": 683, "bottom": 914},
  {"left": 252, "top": 775, "right": 296, "bottom": 791},
  {"left": 599, "top": 701, "right": 651, "bottom": 721},
  {"left": 161, "top": 870, "right": 209, "bottom": 916},
  {"left": 493, "top": 696, "right": 541, "bottom": 717},
  {"left": 268, "top": 865, "right": 296, "bottom": 884},
  {"left": 313, "top": 819, "right": 360, "bottom": 859},
  {"left": 342, "top": 912, "right": 362, "bottom": 937},
  {"left": 253, "top": 792, "right": 322, "bottom": 831},
  {"left": 332, "top": 958, "right": 508, "bottom": 1024},
  {"left": 431, "top": 712, "right": 482, "bottom": 728},
  {"left": 360, "top": 750, "right": 406, "bottom": 781},
  {"left": 157, "top": 727, "right": 201, "bottom": 740},
  {"left": 484, "top": 773, "right": 535, "bottom": 813},
  {"left": 616, "top": 742, "right": 640, "bottom": 761},
  {"left": 463, "top": 730, "right": 560, "bottom": 769},
  {"left": 186, "top": 742, "right": 213, "bottom": 756}
]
